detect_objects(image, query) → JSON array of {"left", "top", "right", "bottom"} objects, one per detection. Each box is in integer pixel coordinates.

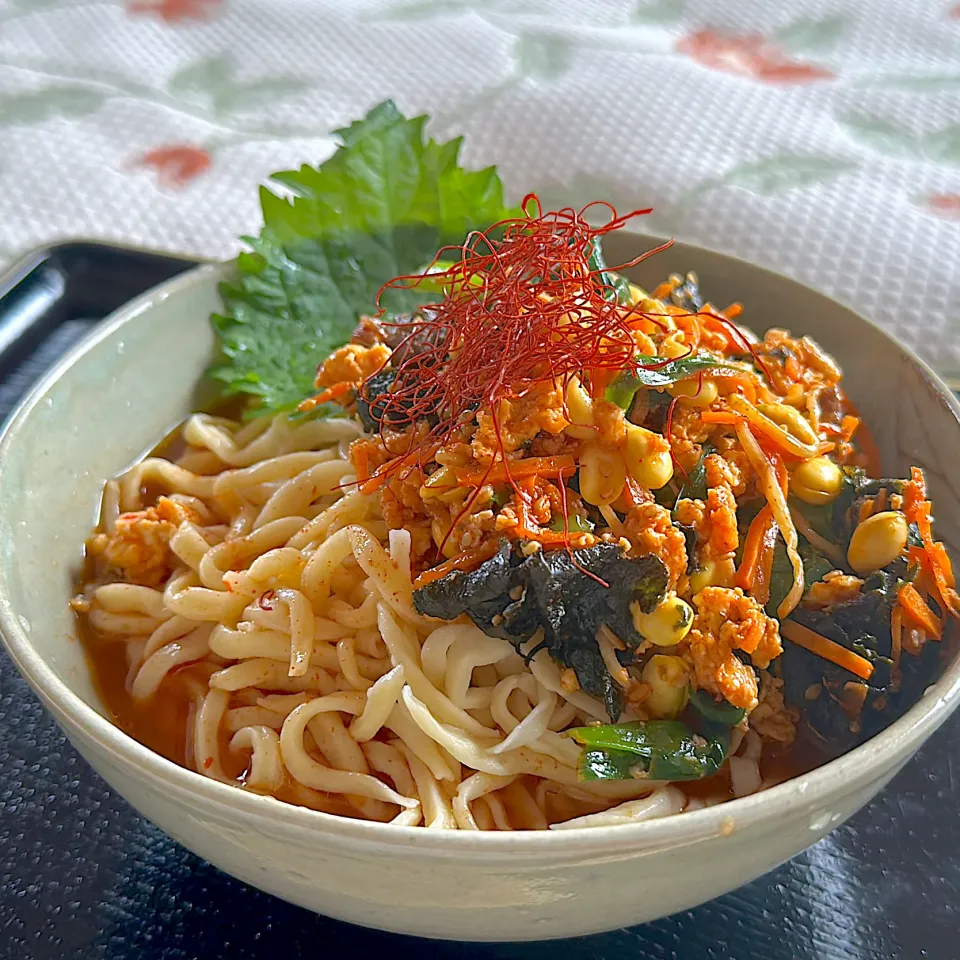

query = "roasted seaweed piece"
[
  {"left": 634, "top": 388, "right": 672, "bottom": 434},
  {"left": 381, "top": 307, "right": 444, "bottom": 365},
  {"left": 356, "top": 308, "right": 446, "bottom": 431},
  {"left": 677, "top": 524, "right": 699, "bottom": 575},
  {"left": 356, "top": 368, "right": 399, "bottom": 432},
  {"left": 412, "top": 541, "right": 538, "bottom": 644},
  {"left": 673, "top": 441, "right": 713, "bottom": 505},
  {"left": 413, "top": 541, "right": 669, "bottom": 719}
]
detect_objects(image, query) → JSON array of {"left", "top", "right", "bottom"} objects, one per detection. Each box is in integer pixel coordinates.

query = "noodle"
[{"left": 83, "top": 405, "right": 660, "bottom": 827}]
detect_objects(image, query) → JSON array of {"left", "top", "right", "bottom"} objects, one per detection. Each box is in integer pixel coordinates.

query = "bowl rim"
[{"left": 3, "top": 244, "right": 960, "bottom": 856}]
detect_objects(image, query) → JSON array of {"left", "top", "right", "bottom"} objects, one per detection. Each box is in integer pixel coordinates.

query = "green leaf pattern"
[
  {"left": 702, "top": 156, "right": 857, "bottom": 195},
  {"left": 841, "top": 116, "right": 960, "bottom": 165},
  {"left": 772, "top": 15, "right": 847, "bottom": 55},
  {"left": 631, "top": 0, "right": 685, "bottom": 25},
  {"left": 514, "top": 34, "right": 574, "bottom": 80},
  {"left": 666, "top": 155, "right": 857, "bottom": 225},
  {"left": 853, "top": 73, "right": 960, "bottom": 93},
  {"left": 167, "top": 55, "right": 309, "bottom": 114},
  {"left": 0, "top": 87, "right": 106, "bottom": 125}
]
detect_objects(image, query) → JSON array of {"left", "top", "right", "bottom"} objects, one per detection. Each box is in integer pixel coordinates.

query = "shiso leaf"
[{"left": 208, "top": 100, "right": 518, "bottom": 416}]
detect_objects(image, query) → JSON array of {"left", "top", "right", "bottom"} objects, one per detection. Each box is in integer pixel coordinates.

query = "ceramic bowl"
[{"left": 2, "top": 235, "right": 959, "bottom": 942}]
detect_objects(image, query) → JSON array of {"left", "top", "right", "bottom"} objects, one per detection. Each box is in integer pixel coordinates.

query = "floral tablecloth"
[{"left": 1, "top": 0, "right": 959, "bottom": 371}]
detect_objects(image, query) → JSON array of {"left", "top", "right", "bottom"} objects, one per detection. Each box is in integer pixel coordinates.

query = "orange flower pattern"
[
  {"left": 919, "top": 194, "right": 960, "bottom": 220},
  {"left": 676, "top": 28, "right": 834, "bottom": 84},
  {"left": 126, "top": 0, "right": 223, "bottom": 23},
  {"left": 136, "top": 145, "right": 212, "bottom": 187}
]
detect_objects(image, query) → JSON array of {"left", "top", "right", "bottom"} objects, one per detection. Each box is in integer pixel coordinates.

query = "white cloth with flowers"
[{"left": 0, "top": 0, "right": 958, "bottom": 373}]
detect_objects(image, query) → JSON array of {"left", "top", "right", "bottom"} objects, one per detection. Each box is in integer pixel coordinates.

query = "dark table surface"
[{"left": 0, "top": 257, "right": 958, "bottom": 960}]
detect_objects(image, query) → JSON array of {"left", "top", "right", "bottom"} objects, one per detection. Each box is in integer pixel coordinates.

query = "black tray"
[{"left": 0, "top": 242, "right": 956, "bottom": 960}]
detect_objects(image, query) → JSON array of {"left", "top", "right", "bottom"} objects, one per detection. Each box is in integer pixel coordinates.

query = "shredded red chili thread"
[
  {"left": 368, "top": 196, "right": 668, "bottom": 441},
  {"left": 357, "top": 195, "right": 676, "bottom": 551},
  {"left": 258, "top": 589, "right": 277, "bottom": 611},
  {"left": 664, "top": 395, "right": 688, "bottom": 481}
]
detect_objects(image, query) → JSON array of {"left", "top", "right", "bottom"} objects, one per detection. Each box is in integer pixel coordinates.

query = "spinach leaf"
[
  {"left": 579, "top": 748, "right": 642, "bottom": 781},
  {"left": 789, "top": 497, "right": 836, "bottom": 544},
  {"left": 569, "top": 720, "right": 730, "bottom": 782},
  {"left": 549, "top": 512, "right": 595, "bottom": 534},
  {"left": 587, "top": 236, "right": 631, "bottom": 305},
  {"left": 766, "top": 536, "right": 834, "bottom": 617},
  {"left": 605, "top": 355, "right": 726, "bottom": 410},
  {"left": 674, "top": 441, "right": 714, "bottom": 505},
  {"left": 689, "top": 688, "right": 746, "bottom": 726}
]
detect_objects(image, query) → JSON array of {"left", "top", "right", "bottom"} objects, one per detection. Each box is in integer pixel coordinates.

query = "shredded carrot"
[
  {"left": 840, "top": 415, "right": 860, "bottom": 443},
  {"left": 352, "top": 445, "right": 371, "bottom": 487},
  {"left": 455, "top": 455, "right": 575, "bottom": 487},
  {"left": 652, "top": 281, "right": 673, "bottom": 299},
  {"left": 512, "top": 509, "right": 581, "bottom": 546},
  {"left": 311, "top": 381, "right": 353, "bottom": 405},
  {"left": 361, "top": 468, "right": 394, "bottom": 496},
  {"left": 902, "top": 467, "right": 960, "bottom": 618},
  {"left": 903, "top": 466, "right": 926, "bottom": 515},
  {"left": 504, "top": 476, "right": 571, "bottom": 546},
  {"left": 413, "top": 540, "right": 500, "bottom": 589},
  {"left": 779, "top": 619, "right": 874, "bottom": 681},
  {"left": 712, "top": 372, "right": 758, "bottom": 405},
  {"left": 700, "top": 411, "right": 742, "bottom": 425},
  {"left": 735, "top": 505, "right": 776, "bottom": 596},
  {"left": 898, "top": 582, "right": 942, "bottom": 640}
]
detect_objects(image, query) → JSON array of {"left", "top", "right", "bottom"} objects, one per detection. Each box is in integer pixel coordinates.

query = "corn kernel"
[
  {"left": 565, "top": 376, "right": 595, "bottom": 427},
  {"left": 579, "top": 443, "right": 627, "bottom": 506},
  {"left": 625, "top": 423, "right": 674, "bottom": 490},
  {"left": 667, "top": 378, "right": 719, "bottom": 408}
]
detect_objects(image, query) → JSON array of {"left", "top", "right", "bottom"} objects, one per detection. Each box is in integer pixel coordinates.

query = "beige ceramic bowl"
[{"left": 2, "top": 236, "right": 960, "bottom": 942}]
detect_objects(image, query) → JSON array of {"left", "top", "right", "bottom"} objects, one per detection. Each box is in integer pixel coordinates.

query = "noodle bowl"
[{"left": 5, "top": 225, "right": 960, "bottom": 938}]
